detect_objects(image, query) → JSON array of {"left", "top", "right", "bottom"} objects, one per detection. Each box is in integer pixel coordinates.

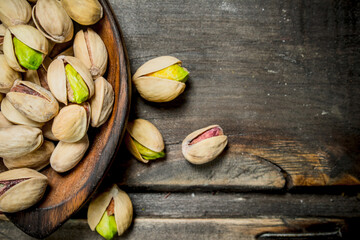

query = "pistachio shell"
[
  {"left": 50, "top": 135, "right": 89, "bottom": 172},
  {"left": 0, "top": 125, "right": 43, "bottom": 158},
  {"left": 7, "top": 80, "right": 59, "bottom": 122},
  {"left": 90, "top": 77, "right": 114, "bottom": 128},
  {"left": 25, "top": 65, "right": 50, "bottom": 91},
  {"left": 88, "top": 184, "right": 133, "bottom": 236},
  {"left": 0, "top": 0, "right": 31, "bottom": 27},
  {"left": 0, "top": 54, "right": 21, "bottom": 93},
  {"left": 182, "top": 125, "right": 228, "bottom": 164},
  {"left": 4, "top": 140, "right": 54, "bottom": 170},
  {"left": 74, "top": 28, "right": 108, "bottom": 79},
  {"left": 61, "top": 0, "right": 103, "bottom": 25},
  {"left": 133, "top": 56, "right": 181, "bottom": 80},
  {"left": 42, "top": 119, "right": 58, "bottom": 141},
  {"left": 0, "top": 111, "right": 13, "bottom": 128},
  {"left": 124, "top": 132, "right": 146, "bottom": 163},
  {"left": 0, "top": 24, "right": 5, "bottom": 52},
  {"left": 0, "top": 168, "right": 47, "bottom": 213},
  {"left": 32, "top": 0, "right": 74, "bottom": 43}
]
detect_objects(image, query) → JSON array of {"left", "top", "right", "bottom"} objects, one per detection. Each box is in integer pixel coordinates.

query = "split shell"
[
  {"left": 0, "top": 54, "right": 21, "bottom": 93},
  {"left": 61, "top": 0, "right": 103, "bottom": 25},
  {"left": 0, "top": 24, "right": 5, "bottom": 52},
  {"left": 0, "top": 168, "right": 47, "bottom": 213},
  {"left": 0, "top": 0, "right": 31, "bottom": 27}
]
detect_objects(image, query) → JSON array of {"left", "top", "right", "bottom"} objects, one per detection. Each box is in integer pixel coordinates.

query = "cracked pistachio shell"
[
  {"left": 0, "top": 168, "right": 47, "bottom": 213},
  {"left": 0, "top": 54, "right": 21, "bottom": 93},
  {"left": 52, "top": 103, "right": 90, "bottom": 143},
  {"left": 0, "top": 0, "right": 31, "bottom": 27},
  {"left": 1, "top": 97, "right": 43, "bottom": 127},
  {"left": 42, "top": 119, "right": 58, "bottom": 141},
  {"left": 47, "top": 56, "right": 94, "bottom": 105},
  {"left": 32, "top": 0, "right": 74, "bottom": 43},
  {"left": 61, "top": 0, "right": 103, "bottom": 25},
  {"left": 0, "top": 111, "right": 13, "bottom": 128},
  {"left": 0, "top": 125, "right": 43, "bottom": 158},
  {"left": 132, "top": 56, "right": 186, "bottom": 102},
  {"left": 25, "top": 59, "right": 51, "bottom": 91},
  {"left": 50, "top": 134, "right": 89, "bottom": 173},
  {"left": 125, "top": 119, "right": 164, "bottom": 163},
  {"left": 3, "top": 140, "right": 54, "bottom": 171},
  {"left": 7, "top": 80, "right": 59, "bottom": 122},
  {"left": 0, "top": 24, "right": 5, "bottom": 52},
  {"left": 182, "top": 125, "right": 228, "bottom": 164},
  {"left": 88, "top": 184, "right": 133, "bottom": 236},
  {"left": 74, "top": 28, "right": 108, "bottom": 79},
  {"left": 3, "top": 25, "right": 48, "bottom": 72},
  {"left": 90, "top": 77, "right": 114, "bottom": 128}
]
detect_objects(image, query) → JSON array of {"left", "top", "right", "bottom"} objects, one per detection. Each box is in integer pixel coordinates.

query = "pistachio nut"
[
  {"left": 3, "top": 24, "right": 48, "bottom": 72},
  {"left": 0, "top": 168, "right": 47, "bottom": 213},
  {"left": 61, "top": 0, "right": 103, "bottom": 26},
  {"left": 132, "top": 56, "right": 188, "bottom": 102},
  {"left": 50, "top": 135, "right": 89, "bottom": 172},
  {"left": 47, "top": 55, "right": 94, "bottom": 105},
  {"left": 0, "top": 24, "right": 5, "bottom": 52},
  {"left": 0, "top": 111, "right": 13, "bottom": 128},
  {"left": 52, "top": 103, "right": 90, "bottom": 143},
  {"left": 42, "top": 119, "right": 58, "bottom": 141},
  {"left": 1, "top": 97, "right": 43, "bottom": 127},
  {"left": 7, "top": 80, "right": 59, "bottom": 122},
  {"left": 32, "top": 0, "right": 74, "bottom": 43},
  {"left": 88, "top": 184, "right": 133, "bottom": 238},
  {"left": 74, "top": 28, "right": 108, "bottom": 79},
  {"left": 182, "top": 125, "right": 228, "bottom": 164},
  {"left": 3, "top": 140, "right": 54, "bottom": 171},
  {"left": 90, "top": 77, "right": 114, "bottom": 128},
  {"left": 0, "top": 125, "right": 43, "bottom": 158},
  {"left": 0, "top": 54, "right": 21, "bottom": 93},
  {"left": 0, "top": 0, "right": 31, "bottom": 27},
  {"left": 125, "top": 119, "right": 165, "bottom": 163}
]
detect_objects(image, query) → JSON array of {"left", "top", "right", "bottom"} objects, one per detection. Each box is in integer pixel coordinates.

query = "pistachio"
[
  {"left": 74, "top": 28, "right": 108, "bottom": 79},
  {"left": 50, "top": 135, "right": 89, "bottom": 172},
  {"left": 90, "top": 77, "right": 114, "bottom": 128},
  {"left": 182, "top": 125, "right": 228, "bottom": 164},
  {"left": 132, "top": 56, "right": 188, "bottom": 102},
  {"left": 88, "top": 184, "right": 133, "bottom": 238},
  {"left": 0, "top": 111, "right": 13, "bottom": 128},
  {"left": 0, "top": 168, "right": 47, "bottom": 213},
  {"left": 4, "top": 140, "right": 54, "bottom": 171},
  {"left": 61, "top": 0, "right": 103, "bottom": 26},
  {"left": 0, "top": 0, "right": 31, "bottom": 27},
  {"left": 42, "top": 119, "right": 58, "bottom": 141},
  {"left": 0, "top": 24, "right": 5, "bottom": 52},
  {"left": 125, "top": 119, "right": 165, "bottom": 163},
  {"left": 0, "top": 54, "right": 21, "bottom": 93}
]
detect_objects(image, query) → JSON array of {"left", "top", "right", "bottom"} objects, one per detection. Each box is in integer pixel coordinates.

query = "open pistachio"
[
  {"left": 90, "top": 77, "right": 114, "bottom": 128},
  {"left": 0, "top": 0, "right": 31, "bottom": 27},
  {"left": 3, "top": 25, "right": 48, "bottom": 72},
  {"left": 182, "top": 125, "right": 228, "bottom": 164},
  {"left": 125, "top": 119, "right": 165, "bottom": 163},
  {"left": 0, "top": 168, "right": 47, "bottom": 213},
  {"left": 0, "top": 54, "right": 21, "bottom": 93},
  {"left": 74, "top": 28, "right": 108, "bottom": 79},
  {"left": 0, "top": 24, "right": 5, "bottom": 52},
  {"left": 7, "top": 80, "right": 59, "bottom": 122},
  {"left": 132, "top": 56, "right": 188, "bottom": 102},
  {"left": 0, "top": 111, "right": 13, "bottom": 128},
  {"left": 88, "top": 184, "right": 133, "bottom": 239},
  {"left": 47, "top": 55, "right": 94, "bottom": 105},
  {"left": 50, "top": 135, "right": 89, "bottom": 172},
  {"left": 52, "top": 103, "right": 90, "bottom": 143},
  {"left": 4, "top": 140, "right": 54, "bottom": 171},
  {"left": 0, "top": 125, "right": 43, "bottom": 159},
  {"left": 61, "top": 0, "right": 103, "bottom": 25}
]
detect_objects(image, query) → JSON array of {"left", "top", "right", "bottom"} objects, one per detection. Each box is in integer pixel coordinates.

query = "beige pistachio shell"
[
  {"left": 1, "top": 97, "right": 43, "bottom": 127},
  {"left": 0, "top": 54, "right": 21, "bottom": 93},
  {"left": 50, "top": 135, "right": 89, "bottom": 172},
  {"left": 32, "top": 0, "right": 74, "bottom": 43},
  {"left": 74, "top": 28, "right": 108, "bottom": 79},
  {"left": 0, "top": 24, "right": 5, "bottom": 51},
  {"left": 42, "top": 119, "right": 58, "bottom": 141},
  {"left": 25, "top": 70, "right": 41, "bottom": 86},
  {"left": 0, "top": 0, "right": 31, "bottom": 27},
  {"left": 0, "top": 125, "right": 43, "bottom": 158},
  {"left": 4, "top": 140, "right": 54, "bottom": 171},
  {"left": 133, "top": 56, "right": 182, "bottom": 80},
  {"left": 25, "top": 64, "right": 50, "bottom": 91},
  {"left": 182, "top": 125, "right": 228, "bottom": 164},
  {"left": 0, "top": 168, "right": 47, "bottom": 213},
  {"left": 90, "top": 77, "right": 114, "bottom": 128},
  {"left": 88, "top": 184, "right": 133, "bottom": 236},
  {"left": 7, "top": 80, "right": 59, "bottom": 122},
  {"left": 0, "top": 111, "right": 14, "bottom": 128},
  {"left": 52, "top": 103, "right": 90, "bottom": 143},
  {"left": 124, "top": 132, "right": 146, "bottom": 163},
  {"left": 61, "top": 0, "right": 103, "bottom": 25}
]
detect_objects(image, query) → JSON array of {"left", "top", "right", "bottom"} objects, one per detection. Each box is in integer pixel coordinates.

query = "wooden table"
[{"left": 1, "top": 0, "right": 360, "bottom": 239}]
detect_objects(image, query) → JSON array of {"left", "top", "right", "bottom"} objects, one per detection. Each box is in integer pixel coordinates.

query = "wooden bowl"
[{"left": 5, "top": 0, "right": 130, "bottom": 238}]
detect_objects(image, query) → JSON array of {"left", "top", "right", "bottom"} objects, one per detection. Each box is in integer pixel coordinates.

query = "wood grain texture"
[{"left": 108, "top": 0, "right": 360, "bottom": 189}]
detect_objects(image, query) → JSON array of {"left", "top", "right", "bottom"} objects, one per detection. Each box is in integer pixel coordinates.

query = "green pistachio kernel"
[
  {"left": 148, "top": 64, "right": 189, "bottom": 83},
  {"left": 95, "top": 212, "right": 118, "bottom": 240},
  {"left": 133, "top": 138, "right": 165, "bottom": 160},
  {"left": 65, "top": 64, "right": 89, "bottom": 104},
  {"left": 13, "top": 37, "right": 43, "bottom": 70}
]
